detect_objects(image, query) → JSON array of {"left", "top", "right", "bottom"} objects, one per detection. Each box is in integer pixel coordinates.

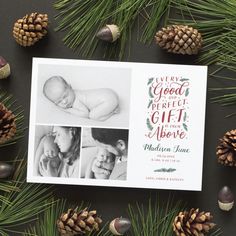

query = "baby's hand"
[
  {"left": 39, "top": 155, "right": 60, "bottom": 177},
  {"left": 101, "top": 169, "right": 111, "bottom": 176}
]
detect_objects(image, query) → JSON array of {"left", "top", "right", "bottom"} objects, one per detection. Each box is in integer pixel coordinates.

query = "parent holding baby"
[
  {"left": 35, "top": 126, "right": 81, "bottom": 178},
  {"left": 86, "top": 128, "right": 129, "bottom": 180}
]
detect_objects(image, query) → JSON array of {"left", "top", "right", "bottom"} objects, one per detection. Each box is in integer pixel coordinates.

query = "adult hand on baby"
[{"left": 39, "top": 155, "right": 60, "bottom": 177}]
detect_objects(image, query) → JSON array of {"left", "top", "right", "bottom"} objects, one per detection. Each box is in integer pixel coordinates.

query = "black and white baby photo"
[
  {"left": 33, "top": 125, "right": 81, "bottom": 178},
  {"left": 80, "top": 127, "right": 129, "bottom": 181},
  {"left": 35, "top": 63, "right": 132, "bottom": 128}
]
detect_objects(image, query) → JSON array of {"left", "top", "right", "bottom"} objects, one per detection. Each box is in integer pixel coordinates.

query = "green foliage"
[
  {"left": 146, "top": 118, "right": 153, "bottom": 131},
  {"left": 182, "top": 123, "right": 188, "bottom": 131},
  {"left": 147, "top": 77, "right": 154, "bottom": 85},
  {"left": 140, "top": 0, "right": 171, "bottom": 44},
  {"left": 149, "top": 86, "right": 154, "bottom": 98},
  {"left": 127, "top": 197, "right": 222, "bottom": 236},
  {"left": 148, "top": 99, "right": 153, "bottom": 108},
  {"left": 154, "top": 168, "right": 176, "bottom": 172},
  {"left": 0, "top": 157, "right": 52, "bottom": 236},
  {"left": 180, "top": 78, "right": 189, "bottom": 82},
  {"left": 183, "top": 112, "right": 187, "bottom": 122},
  {"left": 169, "top": 0, "right": 236, "bottom": 65},
  {"left": 168, "top": 0, "right": 236, "bottom": 111},
  {"left": 23, "top": 199, "right": 66, "bottom": 236},
  {"left": 127, "top": 196, "right": 183, "bottom": 236},
  {"left": 185, "top": 88, "right": 189, "bottom": 97},
  {"left": 54, "top": 0, "right": 171, "bottom": 59},
  {"left": 24, "top": 200, "right": 111, "bottom": 236},
  {"left": 0, "top": 91, "right": 25, "bottom": 147}
]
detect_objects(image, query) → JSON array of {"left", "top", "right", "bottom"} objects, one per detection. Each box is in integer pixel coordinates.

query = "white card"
[{"left": 27, "top": 58, "right": 207, "bottom": 191}]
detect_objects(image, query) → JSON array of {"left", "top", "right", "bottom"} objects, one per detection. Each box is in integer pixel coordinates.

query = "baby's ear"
[{"left": 116, "top": 140, "right": 126, "bottom": 151}]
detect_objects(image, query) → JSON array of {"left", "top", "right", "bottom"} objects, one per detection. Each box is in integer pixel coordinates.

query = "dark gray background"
[{"left": 0, "top": 1, "right": 235, "bottom": 235}]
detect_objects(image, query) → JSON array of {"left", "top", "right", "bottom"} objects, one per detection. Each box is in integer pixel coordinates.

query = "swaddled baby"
[
  {"left": 39, "top": 135, "right": 61, "bottom": 176},
  {"left": 43, "top": 76, "right": 119, "bottom": 121}
]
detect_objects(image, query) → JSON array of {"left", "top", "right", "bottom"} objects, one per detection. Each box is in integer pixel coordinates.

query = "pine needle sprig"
[
  {"left": 0, "top": 156, "right": 52, "bottom": 235},
  {"left": 168, "top": 0, "right": 236, "bottom": 115},
  {"left": 127, "top": 195, "right": 183, "bottom": 236},
  {"left": 127, "top": 196, "right": 222, "bottom": 236},
  {"left": 140, "top": 0, "right": 171, "bottom": 44},
  {"left": 24, "top": 199, "right": 111, "bottom": 236},
  {"left": 169, "top": 0, "right": 236, "bottom": 65},
  {"left": 54, "top": 0, "right": 172, "bottom": 59},
  {"left": 0, "top": 90, "right": 25, "bottom": 148},
  {"left": 23, "top": 199, "right": 66, "bottom": 236},
  {"left": 54, "top": 0, "right": 114, "bottom": 57}
]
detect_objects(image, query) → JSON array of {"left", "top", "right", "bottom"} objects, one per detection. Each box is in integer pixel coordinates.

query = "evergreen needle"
[{"left": 53, "top": 0, "right": 171, "bottom": 59}]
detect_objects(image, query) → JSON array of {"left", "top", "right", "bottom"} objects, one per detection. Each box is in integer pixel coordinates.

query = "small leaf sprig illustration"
[
  {"left": 185, "top": 88, "right": 190, "bottom": 97},
  {"left": 149, "top": 86, "right": 154, "bottom": 98},
  {"left": 183, "top": 112, "right": 187, "bottom": 122},
  {"left": 182, "top": 123, "right": 188, "bottom": 131},
  {"left": 180, "top": 78, "right": 189, "bottom": 82},
  {"left": 146, "top": 118, "right": 153, "bottom": 131},
  {"left": 147, "top": 99, "right": 153, "bottom": 108},
  {"left": 147, "top": 77, "right": 154, "bottom": 85},
  {"left": 154, "top": 168, "right": 176, "bottom": 173}
]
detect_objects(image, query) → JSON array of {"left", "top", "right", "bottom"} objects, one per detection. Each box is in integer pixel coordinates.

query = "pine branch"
[
  {"left": 140, "top": 0, "right": 171, "bottom": 44},
  {"left": 0, "top": 156, "right": 52, "bottom": 235},
  {"left": 127, "top": 196, "right": 183, "bottom": 236},
  {"left": 53, "top": 0, "right": 172, "bottom": 59},
  {"left": 23, "top": 199, "right": 66, "bottom": 236},
  {"left": 169, "top": 0, "right": 236, "bottom": 66},
  {"left": 185, "top": 88, "right": 189, "bottom": 97},
  {"left": 146, "top": 118, "right": 153, "bottom": 131},
  {"left": 24, "top": 199, "right": 111, "bottom": 236}
]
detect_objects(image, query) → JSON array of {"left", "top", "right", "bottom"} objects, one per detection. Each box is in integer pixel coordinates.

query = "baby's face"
[
  {"left": 55, "top": 85, "right": 75, "bottom": 109},
  {"left": 44, "top": 79, "right": 75, "bottom": 109},
  {"left": 97, "top": 148, "right": 115, "bottom": 162}
]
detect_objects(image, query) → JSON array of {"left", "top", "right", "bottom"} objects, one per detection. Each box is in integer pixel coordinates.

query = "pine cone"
[
  {"left": 13, "top": 12, "right": 48, "bottom": 47},
  {"left": 0, "top": 103, "right": 16, "bottom": 144},
  {"left": 173, "top": 208, "right": 216, "bottom": 236},
  {"left": 216, "top": 129, "right": 236, "bottom": 166},
  {"left": 155, "top": 25, "right": 202, "bottom": 55},
  {"left": 57, "top": 208, "right": 102, "bottom": 236}
]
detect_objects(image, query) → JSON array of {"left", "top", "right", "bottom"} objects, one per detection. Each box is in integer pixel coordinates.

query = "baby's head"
[
  {"left": 97, "top": 148, "right": 115, "bottom": 163},
  {"left": 43, "top": 76, "right": 75, "bottom": 109}
]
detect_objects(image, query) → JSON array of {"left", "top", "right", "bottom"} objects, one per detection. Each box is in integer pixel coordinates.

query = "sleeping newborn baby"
[
  {"left": 39, "top": 135, "right": 61, "bottom": 176},
  {"left": 43, "top": 76, "right": 119, "bottom": 121},
  {"left": 91, "top": 148, "right": 116, "bottom": 179}
]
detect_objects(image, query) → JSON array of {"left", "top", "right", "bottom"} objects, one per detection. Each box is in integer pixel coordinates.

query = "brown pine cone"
[
  {"left": 57, "top": 208, "right": 102, "bottom": 236},
  {"left": 155, "top": 25, "right": 202, "bottom": 55},
  {"left": 13, "top": 12, "right": 48, "bottom": 47},
  {"left": 173, "top": 208, "right": 216, "bottom": 236},
  {"left": 0, "top": 102, "right": 16, "bottom": 144},
  {"left": 216, "top": 129, "right": 236, "bottom": 166}
]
